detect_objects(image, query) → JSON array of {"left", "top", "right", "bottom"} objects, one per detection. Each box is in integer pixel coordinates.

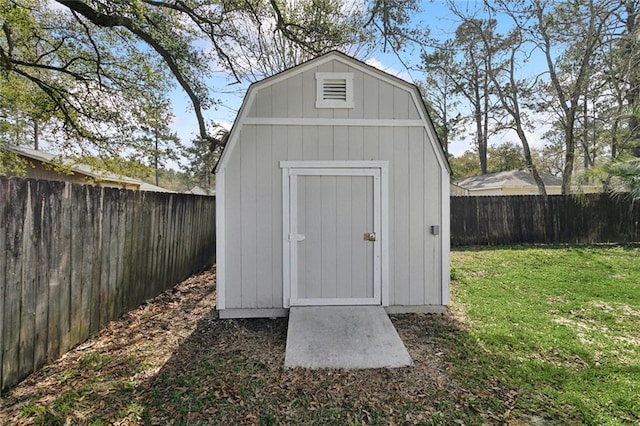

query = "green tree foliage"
[
  {"left": 1, "top": 0, "right": 419, "bottom": 170},
  {"left": 532, "top": 142, "right": 565, "bottom": 178},
  {"left": 183, "top": 126, "right": 228, "bottom": 192},
  {"left": 487, "top": 142, "right": 526, "bottom": 173},
  {"left": 489, "top": 0, "right": 637, "bottom": 193},
  {"left": 604, "top": 157, "right": 640, "bottom": 200},
  {"left": 596, "top": 1, "right": 640, "bottom": 158},
  {"left": 135, "top": 96, "right": 182, "bottom": 186},
  {"left": 1, "top": 1, "right": 175, "bottom": 153},
  {"left": 449, "top": 151, "right": 481, "bottom": 180},
  {"left": 152, "top": 167, "right": 192, "bottom": 193},
  {"left": 449, "top": 142, "right": 527, "bottom": 179},
  {"left": 529, "top": 0, "right": 613, "bottom": 193}
]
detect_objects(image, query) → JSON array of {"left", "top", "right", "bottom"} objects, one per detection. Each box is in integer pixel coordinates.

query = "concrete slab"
[{"left": 284, "top": 306, "right": 412, "bottom": 369}]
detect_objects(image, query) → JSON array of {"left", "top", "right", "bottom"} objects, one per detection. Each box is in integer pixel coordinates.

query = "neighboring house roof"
[
  {"left": 455, "top": 170, "right": 562, "bottom": 191},
  {"left": 189, "top": 185, "right": 215, "bottom": 196},
  {"left": 4, "top": 145, "right": 174, "bottom": 192},
  {"left": 450, "top": 182, "right": 470, "bottom": 196}
]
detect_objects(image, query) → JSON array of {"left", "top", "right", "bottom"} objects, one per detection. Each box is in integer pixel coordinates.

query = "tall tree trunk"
[
  {"left": 515, "top": 126, "right": 547, "bottom": 195},
  {"left": 562, "top": 115, "right": 577, "bottom": 194},
  {"left": 475, "top": 108, "right": 487, "bottom": 173},
  {"left": 482, "top": 68, "right": 490, "bottom": 173},
  {"left": 442, "top": 107, "right": 449, "bottom": 156},
  {"left": 154, "top": 129, "right": 159, "bottom": 186},
  {"left": 612, "top": 112, "right": 620, "bottom": 159},
  {"left": 628, "top": 86, "right": 640, "bottom": 157},
  {"left": 509, "top": 99, "right": 547, "bottom": 195},
  {"left": 581, "top": 99, "right": 594, "bottom": 170},
  {"left": 624, "top": 0, "right": 640, "bottom": 155},
  {"left": 33, "top": 120, "right": 39, "bottom": 150}
]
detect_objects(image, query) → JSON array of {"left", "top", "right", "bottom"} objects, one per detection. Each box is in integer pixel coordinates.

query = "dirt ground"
[{"left": 0, "top": 267, "right": 518, "bottom": 425}]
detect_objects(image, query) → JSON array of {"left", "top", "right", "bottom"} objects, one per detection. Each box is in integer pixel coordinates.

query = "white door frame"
[{"left": 281, "top": 161, "right": 389, "bottom": 308}]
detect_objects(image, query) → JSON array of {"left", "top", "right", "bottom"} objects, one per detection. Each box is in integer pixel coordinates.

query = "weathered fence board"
[
  {"left": 0, "top": 177, "right": 216, "bottom": 391},
  {"left": 0, "top": 180, "right": 5, "bottom": 393},
  {"left": 451, "top": 194, "right": 640, "bottom": 246},
  {"left": 3, "top": 181, "right": 23, "bottom": 389}
]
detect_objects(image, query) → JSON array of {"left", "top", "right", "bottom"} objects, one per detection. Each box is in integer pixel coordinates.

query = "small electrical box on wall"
[{"left": 430, "top": 225, "right": 440, "bottom": 235}]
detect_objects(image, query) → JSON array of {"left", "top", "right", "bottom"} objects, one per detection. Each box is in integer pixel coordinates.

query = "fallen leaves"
[{"left": 0, "top": 265, "right": 522, "bottom": 425}]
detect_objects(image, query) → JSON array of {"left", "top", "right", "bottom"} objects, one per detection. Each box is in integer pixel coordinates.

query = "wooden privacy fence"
[
  {"left": 0, "top": 177, "right": 216, "bottom": 391},
  {"left": 451, "top": 193, "right": 640, "bottom": 246}
]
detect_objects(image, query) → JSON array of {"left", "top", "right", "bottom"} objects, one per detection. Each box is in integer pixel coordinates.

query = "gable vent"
[
  {"left": 322, "top": 79, "right": 347, "bottom": 101},
  {"left": 316, "top": 72, "right": 354, "bottom": 108}
]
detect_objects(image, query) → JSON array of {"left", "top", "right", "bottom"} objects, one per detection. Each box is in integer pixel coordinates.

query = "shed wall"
[
  {"left": 221, "top": 58, "right": 445, "bottom": 311},
  {"left": 223, "top": 125, "right": 443, "bottom": 310}
]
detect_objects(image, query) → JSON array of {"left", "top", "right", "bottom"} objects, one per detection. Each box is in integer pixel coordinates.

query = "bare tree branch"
[{"left": 54, "top": 0, "right": 214, "bottom": 144}]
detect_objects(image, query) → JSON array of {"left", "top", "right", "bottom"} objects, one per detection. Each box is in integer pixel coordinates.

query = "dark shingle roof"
[{"left": 454, "top": 170, "right": 561, "bottom": 190}]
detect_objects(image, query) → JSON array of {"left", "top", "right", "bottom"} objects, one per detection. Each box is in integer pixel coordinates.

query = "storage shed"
[{"left": 215, "top": 51, "right": 450, "bottom": 319}]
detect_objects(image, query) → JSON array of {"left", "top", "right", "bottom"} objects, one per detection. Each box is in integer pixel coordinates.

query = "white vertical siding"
[
  {"left": 240, "top": 125, "right": 258, "bottom": 308},
  {"left": 363, "top": 127, "right": 380, "bottom": 160},
  {"left": 362, "top": 74, "right": 379, "bottom": 119},
  {"left": 336, "top": 176, "right": 352, "bottom": 298},
  {"left": 222, "top": 57, "right": 446, "bottom": 310},
  {"left": 379, "top": 82, "right": 394, "bottom": 120},
  {"left": 286, "top": 73, "right": 303, "bottom": 118},
  {"left": 320, "top": 176, "right": 338, "bottom": 298},
  {"left": 301, "top": 69, "right": 316, "bottom": 118},
  {"left": 424, "top": 129, "right": 443, "bottom": 304},
  {"left": 334, "top": 128, "right": 349, "bottom": 158},
  {"left": 318, "top": 127, "right": 333, "bottom": 160},
  {"left": 271, "top": 129, "right": 287, "bottom": 306},
  {"left": 287, "top": 126, "right": 303, "bottom": 158},
  {"left": 349, "top": 65, "right": 365, "bottom": 119},
  {"left": 256, "top": 124, "right": 273, "bottom": 307},
  {"left": 409, "top": 127, "right": 425, "bottom": 304},
  {"left": 224, "top": 130, "right": 242, "bottom": 308},
  {"left": 392, "top": 127, "right": 410, "bottom": 306},
  {"left": 348, "top": 127, "right": 364, "bottom": 160},
  {"left": 378, "top": 127, "right": 395, "bottom": 305}
]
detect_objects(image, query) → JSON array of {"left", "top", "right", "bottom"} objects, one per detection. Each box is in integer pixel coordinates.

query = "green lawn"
[{"left": 449, "top": 245, "right": 640, "bottom": 425}]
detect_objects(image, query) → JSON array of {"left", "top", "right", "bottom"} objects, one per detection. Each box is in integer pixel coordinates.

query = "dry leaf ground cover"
[
  {"left": 0, "top": 266, "right": 516, "bottom": 425},
  {"left": 2, "top": 246, "right": 638, "bottom": 424}
]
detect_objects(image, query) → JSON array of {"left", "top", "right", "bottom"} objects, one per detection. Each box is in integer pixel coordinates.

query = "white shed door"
[{"left": 286, "top": 167, "right": 381, "bottom": 306}]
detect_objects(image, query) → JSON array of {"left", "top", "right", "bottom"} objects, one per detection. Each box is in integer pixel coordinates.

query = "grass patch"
[{"left": 449, "top": 245, "right": 640, "bottom": 424}]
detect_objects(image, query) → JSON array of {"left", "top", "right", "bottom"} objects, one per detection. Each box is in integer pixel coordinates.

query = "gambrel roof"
[{"left": 215, "top": 50, "right": 450, "bottom": 174}]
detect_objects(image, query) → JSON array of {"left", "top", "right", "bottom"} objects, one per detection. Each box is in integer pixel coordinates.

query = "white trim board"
[
  {"left": 243, "top": 118, "right": 424, "bottom": 127},
  {"left": 219, "top": 308, "right": 289, "bottom": 319},
  {"left": 441, "top": 167, "right": 451, "bottom": 305},
  {"left": 216, "top": 170, "right": 226, "bottom": 311},
  {"left": 281, "top": 160, "right": 388, "bottom": 169},
  {"left": 291, "top": 297, "right": 380, "bottom": 306}
]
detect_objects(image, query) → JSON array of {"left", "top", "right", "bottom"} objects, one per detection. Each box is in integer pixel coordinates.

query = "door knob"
[{"left": 363, "top": 232, "right": 376, "bottom": 242}]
